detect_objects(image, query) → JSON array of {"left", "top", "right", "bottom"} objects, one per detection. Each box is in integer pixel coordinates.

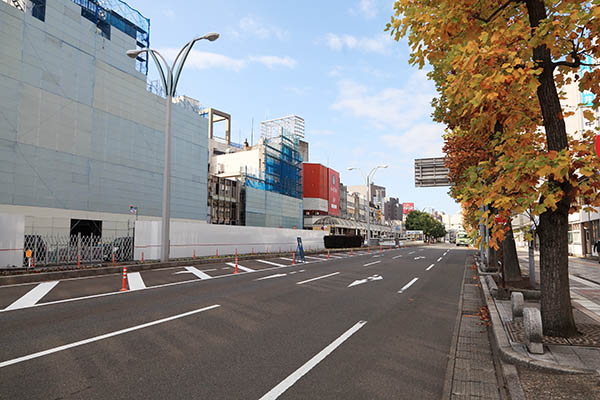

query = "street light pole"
[
  {"left": 348, "top": 165, "right": 388, "bottom": 246},
  {"left": 127, "top": 33, "right": 219, "bottom": 262}
]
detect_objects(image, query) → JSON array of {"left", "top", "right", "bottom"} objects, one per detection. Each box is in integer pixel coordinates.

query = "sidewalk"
[{"left": 444, "top": 258, "right": 506, "bottom": 399}]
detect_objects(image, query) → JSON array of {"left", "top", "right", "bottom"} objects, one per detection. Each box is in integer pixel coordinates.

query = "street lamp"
[
  {"left": 348, "top": 165, "right": 388, "bottom": 245},
  {"left": 127, "top": 33, "right": 219, "bottom": 262}
]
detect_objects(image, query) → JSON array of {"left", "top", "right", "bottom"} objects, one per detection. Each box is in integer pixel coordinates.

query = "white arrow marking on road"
[
  {"left": 255, "top": 273, "right": 287, "bottom": 281},
  {"left": 175, "top": 267, "right": 213, "bottom": 280},
  {"left": 348, "top": 274, "right": 383, "bottom": 288},
  {"left": 363, "top": 260, "right": 381, "bottom": 267},
  {"left": 414, "top": 256, "right": 426, "bottom": 260},
  {"left": 256, "top": 259, "right": 288, "bottom": 268},
  {"left": 259, "top": 321, "right": 367, "bottom": 400},
  {"left": 437, "top": 257, "right": 442, "bottom": 262},
  {"left": 426, "top": 264, "right": 435, "bottom": 271},
  {"left": 5, "top": 281, "right": 59, "bottom": 310},
  {"left": 127, "top": 272, "right": 146, "bottom": 290},
  {"left": 393, "top": 255, "right": 403, "bottom": 259},
  {"left": 296, "top": 272, "right": 340, "bottom": 285},
  {"left": 225, "top": 262, "right": 255, "bottom": 272},
  {"left": 398, "top": 278, "right": 419, "bottom": 293}
]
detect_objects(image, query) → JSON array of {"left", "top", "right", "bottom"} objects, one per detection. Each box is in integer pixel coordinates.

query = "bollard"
[
  {"left": 112, "top": 253, "right": 115, "bottom": 266},
  {"left": 141, "top": 252, "right": 144, "bottom": 264},
  {"left": 328, "top": 249, "right": 330, "bottom": 260},
  {"left": 235, "top": 249, "right": 238, "bottom": 273},
  {"left": 216, "top": 249, "right": 218, "bottom": 258},
  {"left": 193, "top": 249, "right": 196, "bottom": 260},
  {"left": 293, "top": 252, "right": 296, "bottom": 265},
  {"left": 120, "top": 266, "right": 128, "bottom": 291},
  {"left": 524, "top": 307, "right": 544, "bottom": 354},
  {"left": 77, "top": 255, "right": 81, "bottom": 269},
  {"left": 511, "top": 292, "right": 524, "bottom": 321}
]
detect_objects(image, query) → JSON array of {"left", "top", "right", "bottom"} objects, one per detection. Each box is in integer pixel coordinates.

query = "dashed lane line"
[
  {"left": 426, "top": 264, "right": 435, "bottom": 271},
  {"left": 257, "top": 259, "right": 289, "bottom": 268},
  {"left": 0, "top": 305, "right": 221, "bottom": 369},
  {"left": 437, "top": 257, "right": 443, "bottom": 262},
  {"left": 363, "top": 261, "right": 381, "bottom": 267},
  {"left": 296, "top": 272, "right": 340, "bottom": 285},
  {"left": 398, "top": 278, "right": 419, "bottom": 294},
  {"left": 392, "top": 255, "right": 402, "bottom": 259},
  {"left": 259, "top": 321, "right": 367, "bottom": 400}
]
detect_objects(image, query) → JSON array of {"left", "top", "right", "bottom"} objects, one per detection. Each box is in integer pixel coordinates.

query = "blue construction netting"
[{"left": 73, "top": 0, "right": 150, "bottom": 75}]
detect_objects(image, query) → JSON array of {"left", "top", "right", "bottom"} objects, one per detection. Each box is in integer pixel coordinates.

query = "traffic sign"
[
  {"left": 25, "top": 249, "right": 32, "bottom": 258},
  {"left": 595, "top": 135, "right": 600, "bottom": 160}
]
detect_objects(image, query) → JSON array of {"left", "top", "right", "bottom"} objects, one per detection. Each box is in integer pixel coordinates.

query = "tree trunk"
[
  {"left": 488, "top": 244, "right": 500, "bottom": 272},
  {"left": 502, "top": 221, "right": 522, "bottom": 282},
  {"left": 525, "top": 0, "right": 577, "bottom": 337}
]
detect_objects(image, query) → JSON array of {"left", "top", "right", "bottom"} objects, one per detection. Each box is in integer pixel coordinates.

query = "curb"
[
  {"left": 0, "top": 243, "right": 421, "bottom": 286},
  {"left": 479, "top": 273, "right": 595, "bottom": 375},
  {"left": 441, "top": 255, "right": 469, "bottom": 399}
]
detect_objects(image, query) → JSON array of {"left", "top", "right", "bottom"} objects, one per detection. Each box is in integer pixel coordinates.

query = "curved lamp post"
[
  {"left": 127, "top": 33, "right": 219, "bottom": 262},
  {"left": 347, "top": 165, "right": 388, "bottom": 245}
]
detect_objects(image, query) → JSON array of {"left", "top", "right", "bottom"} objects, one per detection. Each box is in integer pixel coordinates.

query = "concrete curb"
[
  {"left": 441, "top": 255, "right": 469, "bottom": 399},
  {"left": 0, "top": 243, "right": 422, "bottom": 286},
  {"left": 479, "top": 273, "right": 595, "bottom": 375}
]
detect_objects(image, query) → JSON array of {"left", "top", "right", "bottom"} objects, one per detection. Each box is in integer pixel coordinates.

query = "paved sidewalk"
[
  {"left": 516, "top": 249, "right": 600, "bottom": 320},
  {"left": 445, "top": 260, "right": 505, "bottom": 399}
]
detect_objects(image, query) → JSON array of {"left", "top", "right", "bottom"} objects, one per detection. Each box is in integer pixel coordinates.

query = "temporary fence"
[{"left": 21, "top": 234, "right": 134, "bottom": 268}]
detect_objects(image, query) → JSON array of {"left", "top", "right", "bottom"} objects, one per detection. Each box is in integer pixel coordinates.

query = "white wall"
[
  {"left": 134, "top": 220, "right": 327, "bottom": 260},
  {"left": 212, "top": 149, "right": 261, "bottom": 176},
  {"left": 0, "top": 213, "right": 24, "bottom": 267}
]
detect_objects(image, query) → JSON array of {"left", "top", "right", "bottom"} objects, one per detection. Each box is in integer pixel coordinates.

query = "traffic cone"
[
  {"left": 120, "top": 267, "right": 128, "bottom": 291},
  {"left": 351, "top": 248, "right": 353, "bottom": 256},
  {"left": 141, "top": 252, "right": 144, "bottom": 264},
  {"left": 328, "top": 249, "right": 330, "bottom": 260},
  {"left": 235, "top": 249, "right": 238, "bottom": 274},
  {"left": 193, "top": 249, "right": 196, "bottom": 260},
  {"left": 77, "top": 255, "right": 81, "bottom": 269}
]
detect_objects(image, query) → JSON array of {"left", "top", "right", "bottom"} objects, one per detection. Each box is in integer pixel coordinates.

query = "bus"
[{"left": 456, "top": 232, "right": 470, "bottom": 246}]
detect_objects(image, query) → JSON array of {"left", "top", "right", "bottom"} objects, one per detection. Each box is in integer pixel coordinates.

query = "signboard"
[
  {"left": 414, "top": 157, "right": 451, "bottom": 187},
  {"left": 328, "top": 169, "right": 340, "bottom": 216},
  {"left": 402, "top": 202, "right": 414, "bottom": 214}
]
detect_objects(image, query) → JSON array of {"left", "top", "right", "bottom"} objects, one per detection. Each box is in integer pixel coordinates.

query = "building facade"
[
  {"left": 302, "top": 163, "right": 339, "bottom": 228},
  {"left": 0, "top": 0, "right": 209, "bottom": 237}
]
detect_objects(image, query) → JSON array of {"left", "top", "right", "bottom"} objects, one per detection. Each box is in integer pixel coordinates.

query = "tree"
[
  {"left": 388, "top": 0, "right": 600, "bottom": 337},
  {"left": 405, "top": 211, "right": 447, "bottom": 240}
]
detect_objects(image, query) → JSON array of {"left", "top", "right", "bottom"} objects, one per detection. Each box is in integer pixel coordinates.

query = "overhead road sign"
[{"left": 414, "top": 157, "right": 451, "bottom": 187}]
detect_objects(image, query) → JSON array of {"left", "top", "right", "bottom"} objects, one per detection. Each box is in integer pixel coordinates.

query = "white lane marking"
[
  {"left": 177, "top": 266, "right": 213, "bottom": 280},
  {"left": 255, "top": 273, "right": 287, "bottom": 281},
  {"left": 5, "top": 281, "right": 59, "bottom": 310},
  {"left": 225, "top": 263, "right": 255, "bottom": 272},
  {"left": 329, "top": 255, "right": 343, "bottom": 259},
  {"left": 372, "top": 255, "right": 381, "bottom": 258},
  {"left": 414, "top": 256, "right": 426, "bottom": 260},
  {"left": 257, "top": 259, "right": 288, "bottom": 268},
  {"left": 127, "top": 272, "right": 146, "bottom": 290},
  {"left": 299, "top": 270, "right": 305, "bottom": 273},
  {"left": 398, "top": 278, "right": 419, "bottom": 293},
  {"left": 0, "top": 305, "right": 220, "bottom": 369},
  {"left": 408, "top": 251, "right": 415, "bottom": 255},
  {"left": 570, "top": 275, "right": 600, "bottom": 288},
  {"left": 437, "top": 257, "right": 442, "bottom": 262},
  {"left": 296, "top": 272, "right": 340, "bottom": 285},
  {"left": 201, "top": 269, "right": 217, "bottom": 272},
  {"left": 426, "top": 264, "right": 435, "bottom": 271},
  {"left": 392, "top": 255, "right": 402, "bottom": 259},
  {"left": 363, "top": 261, "right": 381, "bottom": 267},
  {"left": 348, "top": 274, "right": 383, "bottom": 288},
  {"left": 280, "top": 257, "right": 294, "bottom": 261},
  {"left": 259, "top": 321, "right": 367, "bottom": 400},
  {"left": 304, "top": 256, "right": 327, "bottom": 261}
]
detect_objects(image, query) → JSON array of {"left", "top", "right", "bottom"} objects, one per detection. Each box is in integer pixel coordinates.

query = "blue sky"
[{"left": 124, "top": 0, "right": 460, "bottom": 215}]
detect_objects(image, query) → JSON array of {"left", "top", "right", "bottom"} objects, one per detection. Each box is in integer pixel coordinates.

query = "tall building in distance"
[
  {"left": 302, "top": 163, "right": 339, "bottom": 229},
  {"left": 384, "top": 197, "right": 403, "bottom": 222}
]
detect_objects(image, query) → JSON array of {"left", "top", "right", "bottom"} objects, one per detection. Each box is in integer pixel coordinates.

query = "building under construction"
[{"left": 208, "top": 115, "right": 304, "bottom": 228}]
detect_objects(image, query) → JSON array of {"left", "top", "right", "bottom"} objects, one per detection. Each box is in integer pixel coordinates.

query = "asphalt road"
[{"left": 0, "top": 244, "right": 473, "bottom": 399}]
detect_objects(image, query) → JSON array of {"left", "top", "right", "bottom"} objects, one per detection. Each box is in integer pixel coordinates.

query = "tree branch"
[{"left": 471, "top": 0, "right": 520, "bottom": 23}]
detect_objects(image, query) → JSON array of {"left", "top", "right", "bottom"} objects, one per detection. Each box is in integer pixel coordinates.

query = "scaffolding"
[
  {"left": 72, "top": 0, "right": 150, "bottom": 74},
  {"left": 245, "top": 127, "right": 303, "bottom": 199},
  {"left": 260, "top": 115, "right": 305, "bottom": 140}
]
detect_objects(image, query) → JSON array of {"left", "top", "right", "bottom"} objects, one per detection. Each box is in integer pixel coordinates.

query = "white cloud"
[
  {"left": 357, "top": 0, "right": 377, "bottom": 19},
  {"left": 324, "top": 33, "right": 392, "bottom": 54},
  {"left": 331, "top": 72, "right": 445, "bottom": 156},
  {"left": 249, "top": 55, "right": 297, "bottom": 69},
  {"left": 238, "top": 15, "right": 289, "bottom": 41},
  {"left": 161, "top": 49, "right": 247, "bottom": 71}
]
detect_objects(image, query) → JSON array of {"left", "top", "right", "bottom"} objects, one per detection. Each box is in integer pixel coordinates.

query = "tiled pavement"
[{"left": 447, "top": 262, "right": 504, "bottom": 399}]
